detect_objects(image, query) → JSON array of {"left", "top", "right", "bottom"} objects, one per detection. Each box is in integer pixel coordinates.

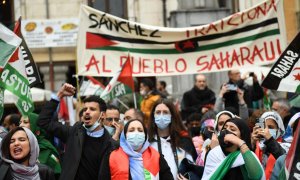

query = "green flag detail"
[{"left": 0, "top": 63, "right": 34, "bottom": 115}]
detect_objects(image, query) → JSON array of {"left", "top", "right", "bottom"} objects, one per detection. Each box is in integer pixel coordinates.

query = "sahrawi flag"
[
  {"left": 16, "top": 17, "right": 42, "bottom": 87},
  {"left": 100, "top": 56, "right": 134, "bottom": 100},
  {"left": 80, "top": 76, "right": 105, "bottom": 96},
  {"left": 0, "top": 23, "right": 22, "bottom": 119},
  {"left": 77, "top": 0, "right": 286, "bottom": 77},
  {"left": 0, "top": 21, "right": 35, "bottom": 115},
  {"left": 262, "top": 31, "right": 300, "bottom": 93}
]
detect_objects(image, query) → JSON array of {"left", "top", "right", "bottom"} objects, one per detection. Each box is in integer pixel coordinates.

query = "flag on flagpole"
[
  {"left": 0, "top": 21, "right": 35, "bottom": 115},
  {"left": 262, "top": 32, "right": 300, "bottom": 93},
  {"left": 15, "top": 17, "right": 42, "bottom": 87},
  {"left": 0, "top": 23, "right": 22, "bottom": 71},
  {"left": 79, "top": 76, "right": 105, "bottom": 97},
  {"left": 100, "top": 55, "right": 134, "bottom": 100}
]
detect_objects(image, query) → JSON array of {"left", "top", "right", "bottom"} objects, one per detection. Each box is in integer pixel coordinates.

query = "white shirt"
[{"left": 150, "top": 136, "right": 194, "bottom": 179}]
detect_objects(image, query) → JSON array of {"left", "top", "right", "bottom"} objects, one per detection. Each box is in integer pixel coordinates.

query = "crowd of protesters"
[{"left": 0, "top": 69, "right": 299, "bottom": 180}]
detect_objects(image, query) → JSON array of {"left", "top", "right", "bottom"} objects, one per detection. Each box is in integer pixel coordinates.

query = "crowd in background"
[{"left": 0, "top": 69, "right": 299, "bottom": 180}]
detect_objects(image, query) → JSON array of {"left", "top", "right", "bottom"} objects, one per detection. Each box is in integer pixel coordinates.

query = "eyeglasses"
[
  {"left": 106, "top": 117, "right": 120, "bottom": 122},
  {"left": 124, "top": 116, "right": 132, "bottom": 121}
]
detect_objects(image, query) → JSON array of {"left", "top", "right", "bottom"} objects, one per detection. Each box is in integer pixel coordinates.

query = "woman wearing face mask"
[
  {"left": 148, "top": 99, "right": 197, "bottom": 179},
  {"left": 108, "top": 119, "right": 173, "bottom": 180},
  {"left": 195, "top": 119, "right": 215, "bottom": 166},
  {"left": 0, "top": 127, "right": 55, "bottom": 180},
  {"left": 205, "top": 110, "right": 235, "bottom": 151},
  {"left": 252, "top": 111, "right": 289, "bottom": 180},
  {"left": 19, "top": 113, "right": 62, "bottom": 177},
  {"left": 202, "top": 118, "right": 265, "bottom": 180}
]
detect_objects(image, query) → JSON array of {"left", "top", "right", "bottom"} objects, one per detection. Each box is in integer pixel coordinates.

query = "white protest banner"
[{"left": 77, "top": 0, "right": 286, "bottom": 77}]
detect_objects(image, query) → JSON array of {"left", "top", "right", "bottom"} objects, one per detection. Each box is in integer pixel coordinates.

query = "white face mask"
[
  {"left": 154, "top": 114, "right": 171, "bottom": 129},
  {"left": 140, "top": 90, "right": 147, "bottom": 96},
  {"left": 83, "top": 113, "right": 102, "bottom": 132},
  {"left": 104, "top": 125, "right": 116, "bottom": 136},
  {"left": 269, "top": 128, "right": 280, "bottom": 139},
  {"left": 127, "top": 132, "right": 145, "bottom": 151}
]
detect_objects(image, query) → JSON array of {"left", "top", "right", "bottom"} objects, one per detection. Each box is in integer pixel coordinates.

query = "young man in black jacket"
[{"left": 38, "top": 83, "right": 118, "bottom": 180}]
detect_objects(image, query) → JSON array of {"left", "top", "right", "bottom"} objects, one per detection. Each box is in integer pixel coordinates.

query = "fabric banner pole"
[
  {"left": 116, "top": 98, "right": 130, "bottom": 110},
  {"left": 133, "top": 92, "right": 137, "bottom": 109}
]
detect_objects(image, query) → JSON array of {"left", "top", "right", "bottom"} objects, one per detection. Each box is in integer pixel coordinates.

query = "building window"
[
  {"left": 88, "top": 0, "right": 128, "bottom": 19},
  {"left": 0, "top": 0, "right": 14, "bottom": 28}
]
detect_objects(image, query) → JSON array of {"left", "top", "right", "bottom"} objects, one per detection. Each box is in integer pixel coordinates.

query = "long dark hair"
[
  {"left": 148, "top": 99, "right": 187, "bottom": 148},
  {"left": 1, "top": 127, "right": 27, "bottom": 160}
]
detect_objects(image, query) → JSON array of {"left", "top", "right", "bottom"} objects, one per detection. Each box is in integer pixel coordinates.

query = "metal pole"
[
  {"left": 45, "top": 0, "right": 54, "bottom": 91},
  {"left": 162, "top": 0, "right": 167, "bottom": 27}
]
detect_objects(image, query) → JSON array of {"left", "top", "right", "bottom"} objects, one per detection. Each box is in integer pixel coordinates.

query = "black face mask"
[
  {"left": 218, "top": 129, "right": 236, "bottom": 149},
  {"left": 203, "top": 128, "right": 213, "bottom": 140},
  {"left": 189, "top": 127, "right": 201, "bottom": 137}
]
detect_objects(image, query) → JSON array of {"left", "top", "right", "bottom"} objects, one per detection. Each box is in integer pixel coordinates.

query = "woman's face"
[
  {"left": 222, "top": 122, "right": 241, "bottom": 138},
  {"left": 265, "top": 119, "right": 278, "bottom": 130},
  {"left": 126, "top": 120, "right": 144, "bottom": 136},
  {"left": 19, "top": 116, "right": 31, "bottom": 129},
  {"left": 9, "top": 130, "right": 30, "bottom": 161},
  {"left": 154, "top": 103, "right": 171, "bottom": 116},
  {"left": 217, "top": 114, "right": 231, "bottom": 131}
]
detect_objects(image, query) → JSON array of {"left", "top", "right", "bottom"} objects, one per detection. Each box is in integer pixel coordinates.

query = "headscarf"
[
  {"left": 28, "top": 113, "right": 61, "bottom": 174},
  {"left": 214, "top": 111, "right": 234, "bottom": 131},
  {"left": 283, "top": 112, "right": 300, "bottom": 142},
  {"left": 288, "top": 112, "right": 300, "bottom": 127},
  {"left": 120, "top": 121, "right": 150, "bottom": 180},
  {"left": 260, "top": 111, "right": 285, "bottom": 137},
  {"left": 1, "top": 127, "right": 40, "bottom": 180},
  {"left": 224, "top": 118, "right": 252, "bottom": 149},
  {"left": 201, "top": 119, "right": 215, "bottom": 131}
]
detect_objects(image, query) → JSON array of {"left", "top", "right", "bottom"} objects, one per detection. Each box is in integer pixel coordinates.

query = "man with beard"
[
  {"left": 38, "top": 83, "right": 118, "bottom": 180},
  {"left": 181, "top": 74, "right": 216, "bottom": 120}
]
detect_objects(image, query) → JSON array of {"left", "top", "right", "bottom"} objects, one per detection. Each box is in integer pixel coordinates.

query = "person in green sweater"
[
  {"left": 20, "top": 113, "right": 61, "bottom": 177},
  {"left": 201, "top": 117, "right": 265, "bottom": 180}
]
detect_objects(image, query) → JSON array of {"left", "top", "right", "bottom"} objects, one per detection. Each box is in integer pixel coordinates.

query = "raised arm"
[{"left": 38, "top": 83, "right": 76, "bottom": 143}]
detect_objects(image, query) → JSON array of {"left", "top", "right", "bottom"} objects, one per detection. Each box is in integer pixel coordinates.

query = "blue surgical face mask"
[
  {"left": 104, "top": 125, "right": 116, "bottom": 136},
  {"left": 154, "top": 114, "right": 171, "bottom": 129},
  {"left": 83, "top": 113, "right": 102, "bottom": 132},
  {"left": 126, "top": 132, "right": 145, "bottom": 151},
  {"left": 123, "top": 120, "right": 128, "bottom": 126},
  {"left": 269, "top": 129, "right": 279, "bottom": 139}
]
